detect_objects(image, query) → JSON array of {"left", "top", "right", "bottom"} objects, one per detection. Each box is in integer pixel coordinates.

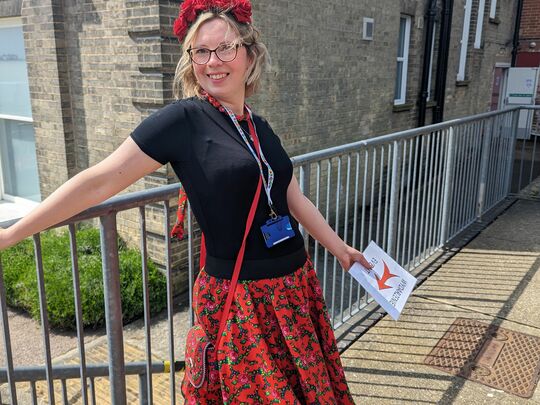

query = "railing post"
[
  {"left": 299, "top": 163, "right": 312, "bottom": 247},
  {"left": 505, "top": 108, "right": 521, "bottom": 195},
  {"left": 0, "top": 255, "right": 18, "bottom": 404},
  {"left": 440, "top": 127, "right": 456, "bottom": 246},
  {"left": 477, "top": 118, "right": 494, "bottom": 220},
  {"left": 386, "top": 140, "right": 401, "bottom": 258},
  {"left": 100, "top": 213, "right": 127, "bottom": 405}
]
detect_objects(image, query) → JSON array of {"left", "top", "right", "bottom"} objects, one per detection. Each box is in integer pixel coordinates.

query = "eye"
[
  {"left": 194, "top": 48, "right": 209, "bottom": 55},
  {"left": 218, "top": 43, "right": 236, "bottom": 52}
]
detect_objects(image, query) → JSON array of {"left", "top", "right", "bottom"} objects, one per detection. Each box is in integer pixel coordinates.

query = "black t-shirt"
[{"left": 130, "top": 97, "right": 306, "bottom": 280}]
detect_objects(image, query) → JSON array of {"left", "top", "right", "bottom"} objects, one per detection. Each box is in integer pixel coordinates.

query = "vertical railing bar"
[
  {"left": 368, "top": 148, "right": 376, "bottom": 247},
  {"left": 412, "top": 136, "right": 425, "bottom": 266},
  {"left": 299, "top": 164, "right": 312, "bottom": 249},
  {"left": 490, "top": 115, "right": 503, "bottom": 206},
  {"left": 187, "top": 202, "right": 194, "bottom": 327},
  {"left": 138, "top": 207, "right": 153, "bottom": 405},
  {"left": 376, "top": 146, "right": 384, "bottom": 248},
  {"left": 455, "top": 124, "right": 468, "bottom": 229},
  {"left": 89, "top": 377, "right": 96, "bottom": 405},
  {"left": 518, "top": 137, "right": 526, "bottom": 191},
  {"left": 422, "top": 133, "right": 434, "bottom": 261},
  {"left": 419, "top": 135, "right": 430, "bottom": 262},
  {"left": 323, "top": 160, "right": 332, "bottom": 299},
  {"left": 396, "top": 140, "right": 407, "bottom": 264},
  {"left": 387, "top": 141, "right": 400, "bottom": 258},
  {"left": 507, "top": 109, "right": 521, "bottom": 194},
  {"left": 434, "top": 131, "right": 446, "bottom": 250},
  {"left": 68, "top": 224, "right": 89, "bottom": 405},
  {"left": 31, "top": 381, "right": 38, "bottom": 405},
  {"left": 470, "top": 120, "right": 484, "bottom": 220},
  {"left": 407, "top": 137, "right": 420, "bottom": 270},
  {"left": 0, "top": 255, "right": 18, "bottom": 405},
  {"left": 61, "top": 378, "right": 69, "bottom": 405},
  {"left": 477, "top": 116, "right": 493, "bottom": 221},
  {"left": 331, "top": 157, "right": 342, "bottom": 325},
  {"left": 350, "top": 151, "right": 361, "bottom": 316},
  {"left": 428, "top": 131, "right": 440, "bottom": 254},
  {"left": 33, "top": 233, "right": 56, "bottom": 404},
  {"left": 440, "top": 127, "right": 456, "bottom": 246},
  {"left": 341, "top": 155, "right": 351, "bottom": 322},
  {"left": 163, "top": 200, "right": 176, "bottom": 404},
  {"left": 486, "top": 117, "right": 499, "bottom": 208},
  {"left": 314, "top": 163, "right": 321, "bottom": 277},
  {"left": 99, "top": 214, "right": 127, "bottom": 404},
  {"left": 402, "top": 138, "right": 413, "bottom": 266},
  {"left": 359, "top": 149, "right": 369, "bottom": 304},
  {"left": 383, "top": 145, "right": 392, "bottom": 252},
  {"left": 452, "top": 125, "right": 465, "bottom": 233},
  {"left": 502, "top": 113, "right": 514, "bottom": 197},
  {"left": 463, "top": 121, "right": 477, "bottom": 223},
  {"left": 530, "top": 121, "right": 538, "bottom": 184}
]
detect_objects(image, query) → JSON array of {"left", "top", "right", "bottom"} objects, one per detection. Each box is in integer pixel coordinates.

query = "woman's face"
[{"left": 191, "top": 18, "right": 251, "bottom": 105}]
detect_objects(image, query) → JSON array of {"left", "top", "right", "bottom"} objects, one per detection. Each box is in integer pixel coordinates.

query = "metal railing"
[{"left": 0, "top": 106, "right": 538, "bottom": 404}]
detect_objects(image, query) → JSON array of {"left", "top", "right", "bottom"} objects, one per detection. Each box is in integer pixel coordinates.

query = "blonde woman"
[{"left": 0, "top": 0, "right": 370, "bottom": 403}]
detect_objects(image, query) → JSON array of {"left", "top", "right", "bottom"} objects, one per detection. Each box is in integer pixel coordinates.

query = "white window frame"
[
  {"left": 427, "top": 23, "right": 436, "bottom": 102},
  {"left": 474, "top": 0, "right": 486, "bottom": 49},
  {"left": 395, "top": 15, "right": 411, "bottom": 105},
  {"left": 489, "top": 0, "right": 497, "bottom": 19},
  {"left": 457, "top": 0, "right": 473, "bottom": 81},
  {"left": 363, "top": 17, "right": 374, "bottom": 41},
  {"left": 0, "top": 17, "right": 40, "bottom": 208}
]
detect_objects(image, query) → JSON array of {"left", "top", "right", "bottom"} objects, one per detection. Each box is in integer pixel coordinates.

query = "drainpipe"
[
  {"left": 433, "top": 0, "right": 454, "bottom": 123},
  {"left": 418, "top": 0, "right": 438, "bottom": 127},
  {"left": 511, "top": 0, "right": 524, "bottom": 67}
]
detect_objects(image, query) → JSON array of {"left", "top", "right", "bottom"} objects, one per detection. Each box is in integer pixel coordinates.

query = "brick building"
[{"left": 0, "top": 0, "right": 522, "bottom": 292}]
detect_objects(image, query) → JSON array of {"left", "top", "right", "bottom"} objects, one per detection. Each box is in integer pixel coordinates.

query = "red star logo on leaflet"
[{"left": 376, "top": 260, "right": 398, "bottom": 290}]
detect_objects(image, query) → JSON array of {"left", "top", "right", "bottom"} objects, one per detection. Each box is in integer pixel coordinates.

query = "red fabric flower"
[{"left": 173, "top": 0, "right": 252, "bottom": 42}]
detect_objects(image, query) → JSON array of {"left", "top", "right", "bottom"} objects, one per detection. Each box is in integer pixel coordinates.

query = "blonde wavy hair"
[{"left": 173, "top": 11, "right": 270, "bottom": 100}]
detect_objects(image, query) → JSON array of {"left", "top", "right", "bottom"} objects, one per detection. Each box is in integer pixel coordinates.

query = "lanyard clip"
[{"left": 269, "top": 206, "right": 278, "bottom": 219}]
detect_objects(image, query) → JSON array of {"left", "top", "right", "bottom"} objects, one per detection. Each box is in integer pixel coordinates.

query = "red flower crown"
[{"left": 173, "top": 0, "right": 252, "bottom": 43}]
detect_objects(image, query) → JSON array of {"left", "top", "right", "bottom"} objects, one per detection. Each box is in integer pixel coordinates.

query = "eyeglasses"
[{"left": 187, "top": 43, "right": 242, "bottom": 65}]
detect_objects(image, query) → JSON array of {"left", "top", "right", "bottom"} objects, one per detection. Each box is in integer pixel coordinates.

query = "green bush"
[{"left": 2, "top": 227, "right": 167, "bottom": 330}]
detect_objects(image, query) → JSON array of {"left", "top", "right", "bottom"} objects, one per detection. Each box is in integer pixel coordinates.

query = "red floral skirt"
[{"left": 181, "top": 257, "right": 355, "bottom": 404}]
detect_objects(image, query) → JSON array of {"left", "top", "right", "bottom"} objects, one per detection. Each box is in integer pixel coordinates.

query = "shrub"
[{"left": 2, "top": 227, "right": 167, "bottom": 330}]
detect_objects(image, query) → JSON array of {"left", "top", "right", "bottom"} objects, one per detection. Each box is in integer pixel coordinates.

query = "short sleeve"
[{"left": 130, "top": 101, "right": 190, "bottom": 165}]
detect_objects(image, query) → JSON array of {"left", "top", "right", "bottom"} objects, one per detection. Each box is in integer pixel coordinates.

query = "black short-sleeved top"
[{"left": 130, "top": 96, "right": 306, "bottom": 280}]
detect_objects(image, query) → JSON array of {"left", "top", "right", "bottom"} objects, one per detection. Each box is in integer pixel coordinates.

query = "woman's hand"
[
  {"left": 0, "top": 227, "right": 13, "bottom": 251},
  {"left": 337, "top": 244, "right": 372, "bottom": 272}
]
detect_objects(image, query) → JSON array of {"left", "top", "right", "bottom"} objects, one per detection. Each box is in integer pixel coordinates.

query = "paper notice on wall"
[{"left": 348, "top": 241, "right": 417, "bottom": 321}]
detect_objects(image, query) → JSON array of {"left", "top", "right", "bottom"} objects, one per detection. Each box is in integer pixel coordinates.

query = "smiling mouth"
[{"left": 207, "top": 73, "right": 228, "bottom": 80}]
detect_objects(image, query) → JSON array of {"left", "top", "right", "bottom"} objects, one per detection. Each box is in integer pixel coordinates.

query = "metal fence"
[{"left": 0, "top": 106, "right": 538, "bottom": 404}]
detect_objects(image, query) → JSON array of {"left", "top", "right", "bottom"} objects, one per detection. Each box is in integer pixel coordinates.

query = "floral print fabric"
[{"left": 181, "top": 258, "right": 355, "bottom": 404}]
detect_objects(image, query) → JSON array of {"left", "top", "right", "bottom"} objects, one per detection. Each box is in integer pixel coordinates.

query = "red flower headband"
[{"left": 173, "top": 0, "right": 252, "bottom": 43}]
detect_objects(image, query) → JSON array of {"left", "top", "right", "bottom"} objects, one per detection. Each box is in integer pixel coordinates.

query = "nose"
[{"left": 207, "top": 50, "right": 223, "bottom": 66}]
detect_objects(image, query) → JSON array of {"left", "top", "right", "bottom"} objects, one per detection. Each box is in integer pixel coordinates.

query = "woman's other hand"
[
  {"left": 337, "top": 244, "right": 372, "bottom": 272},
  {"left": 0, "top": 227, "right": 13, "bottom": 251}
]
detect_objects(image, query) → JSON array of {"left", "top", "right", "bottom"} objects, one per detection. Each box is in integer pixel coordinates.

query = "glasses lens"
[
  {"left": 216, "top": 44, "right": 238, "bottom": 62},
  {"left": 190, "top": 48, "right": 210, "bottom": 64}
]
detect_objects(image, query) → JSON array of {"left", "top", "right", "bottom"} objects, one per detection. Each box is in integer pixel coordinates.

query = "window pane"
[
  {"left": 0, "top": 119, "right": 41, "bottom": 202},
  {"left": 395, "top": 61, "right": 403, "bottom": 100},
  {"left": 0, "top": 24, "right": 32, "bottom": 117},
  {"left": 397, "top": 17, "right": 406, "bottom": 58}
]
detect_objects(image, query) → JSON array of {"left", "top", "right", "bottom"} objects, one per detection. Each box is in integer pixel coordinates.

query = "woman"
[{"left": 0, "top": 0, "right": 370, "bottom": 403}]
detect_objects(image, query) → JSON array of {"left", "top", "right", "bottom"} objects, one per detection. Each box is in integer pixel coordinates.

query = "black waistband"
[{"left": 204, "top": 247, "right": 307, "bottom": 280}]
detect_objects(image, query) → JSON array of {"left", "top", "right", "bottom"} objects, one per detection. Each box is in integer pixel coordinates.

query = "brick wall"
[
  {"left": 518, "top": 0, "right": 540, "bottom": 59},
  {"left": 3, "top": 0, "right": 519, "bottom": 295}
]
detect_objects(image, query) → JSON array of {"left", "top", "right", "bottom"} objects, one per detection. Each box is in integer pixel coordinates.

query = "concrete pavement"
[{"left": 342, "top": 196, "right": 540, "bottom": 404}]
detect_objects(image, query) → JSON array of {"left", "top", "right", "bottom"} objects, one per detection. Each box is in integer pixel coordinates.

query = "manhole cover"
[{"left": 424, "top": 318, "right": 540, "bottom": 398}]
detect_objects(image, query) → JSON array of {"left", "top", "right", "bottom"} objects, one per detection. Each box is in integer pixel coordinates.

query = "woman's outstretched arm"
[
  {"left": 286, "top": 174, "right": 371, "bottom": 271},
  {"left": 0, "top": 137, "right": 161, "bottom": 250}
]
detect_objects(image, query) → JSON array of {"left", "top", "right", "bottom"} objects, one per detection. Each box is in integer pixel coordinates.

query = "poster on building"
[{"left": 349, "top": 241, "right": 417, "bottom": 320}]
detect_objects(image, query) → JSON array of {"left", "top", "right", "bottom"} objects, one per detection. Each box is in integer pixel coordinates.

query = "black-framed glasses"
[{"left": 187, "top": 43, "right": 242, "bottom": 65}]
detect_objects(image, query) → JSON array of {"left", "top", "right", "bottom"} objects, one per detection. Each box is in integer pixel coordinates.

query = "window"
[
  {"left": 474, "top": 0, "right": 486, "bottom": 49},
  {"left": 363, "top": 17, "right": 374, "bottom": 41},
  {"left": 427, "top": 23, "right": 436, "bottom": 102},
  {"left": 0, "top": 17, "right": 41, "bottom": 211},
  {"left": 489, "top": 0, "right": 497, "bottom": 19},
  {"left": 457, "top": 0, "right": 473, "bottom": 81},
  {"left": 394, "top": 15, "right": 411, "bottom": 105}
]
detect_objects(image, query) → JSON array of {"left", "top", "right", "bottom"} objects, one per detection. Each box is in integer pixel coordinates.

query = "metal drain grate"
[{"left": 424, "top": 318, "right": 540, "bottom": 398}]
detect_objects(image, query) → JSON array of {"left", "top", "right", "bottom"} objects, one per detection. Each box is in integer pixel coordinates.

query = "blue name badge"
[{"left": 260, "top": 215, "right": 295, "bottom": 248}]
